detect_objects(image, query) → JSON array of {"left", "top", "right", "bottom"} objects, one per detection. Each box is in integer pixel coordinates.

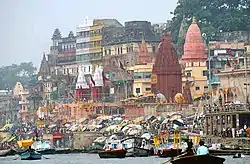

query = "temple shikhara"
[
  {"left": 180, "top": 17, "right": 208, "bottom": 100},
  {"left": 152, "top": 34, "right": 182, "bottom": 101}
]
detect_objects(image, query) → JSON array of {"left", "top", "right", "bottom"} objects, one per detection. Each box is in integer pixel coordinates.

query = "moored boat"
[
  {"left": 170, "top": 154, "right": 225, "bottom": 164},
  {"left": 98, "top": 149, "right": 127, "bottom": 158},
  {"left": 121, "top": 137, "right": 154, "bottom": 157},
  {"left": 20, "top": 151, "right": 42, "bottom": 160},
  {"left": 158, "top": 148, "right": 182, "bottom": 158},
  {"left": 0, "top": 149, "right": 10, "bottom": 157}
]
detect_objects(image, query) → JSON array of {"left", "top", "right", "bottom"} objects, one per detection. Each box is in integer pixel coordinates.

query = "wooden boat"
[
  {"left": 0, "top": 149, "right": 10, "bottom": 157},
  {"left": 170, "top": 154, "right": 225, "bottom": 164},
  {"left": 126, "top": 147, "right": 150, "bottom": 157},
  {"left": 98, "top": 149, "right": 127, "bottom": 158},
  {"left": 37, "top": 148, "right": 56, "bottom": 155},
  {"left": 158, "top": 148, "right": 182, "bottom": 158},
  {"left": 20, "top": 151, "right": 42, "bottom": 160},
  {"left": 122, "top": 137, "right": 154, "bottom": 157}
]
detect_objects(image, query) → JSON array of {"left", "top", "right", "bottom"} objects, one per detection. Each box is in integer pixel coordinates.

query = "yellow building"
[
  {"left": 180, "top": 17, "right": 208, "bottom": 99},
  {"left": 182, "top": 62, "right": 208, "bottom": 99},
  {"left": 128, "top": 63, "right": 154, "bottom": 96}
]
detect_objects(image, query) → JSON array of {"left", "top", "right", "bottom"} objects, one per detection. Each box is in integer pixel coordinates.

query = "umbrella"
[
  {"left": 105, "top": 125, "right": 117, "bottom": 132},
  {"left": 128, "top": 129, "right": 139, "bottom": 135},
  {"left": 141, "top": 133, "right": 152, "bottom": 140}
]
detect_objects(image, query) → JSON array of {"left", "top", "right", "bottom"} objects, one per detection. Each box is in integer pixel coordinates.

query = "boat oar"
[
  {"left": 43, "top": 156, "right": 50, "bottom": 159},
  {"left": 162, "top": 152, "right": 188, "bottom": 164},
  {"left": 13, "top": 155, "right": 19, "bottom": 160}
]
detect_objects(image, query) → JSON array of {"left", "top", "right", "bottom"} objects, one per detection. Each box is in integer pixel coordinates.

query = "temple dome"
[
  {"left": 93, "top": 66, "right": 104, "bottom": 87},
  {"left": 181, "top": 17, "right": 207, "bottom": 62},
  {"left": 76, "top": 65, "right": 89, "bottom": 89}
]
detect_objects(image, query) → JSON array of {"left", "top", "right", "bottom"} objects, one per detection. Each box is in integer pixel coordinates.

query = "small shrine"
[{"left": 75, "top": 65, "right": 90, "bottom": 100}]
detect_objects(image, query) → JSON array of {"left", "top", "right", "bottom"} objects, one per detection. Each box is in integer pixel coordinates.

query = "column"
[
  {"left": 205, "top": 116, "right": 209, "bottom": 135},
  {"left": 215, "top": 115, "right": 218, "bottom": 136},
  {"left": 210, "top": 116, "right": 213, "bottom": 135},
  {"left": 236, "top": 114, "right": 239, "bottom": 129},
  {"left": 219, "top": 115, "right": 223, "bottom": 135}
]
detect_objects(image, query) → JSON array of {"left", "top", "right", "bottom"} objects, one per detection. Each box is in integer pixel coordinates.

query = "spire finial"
[{"left": 192, "top": 16, "right": 196, "bottom": 23}]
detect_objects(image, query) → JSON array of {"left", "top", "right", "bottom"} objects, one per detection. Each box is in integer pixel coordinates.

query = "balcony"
[
  {"left": 19, "top": 100, "right": 29, "bottom": 105},
  {"left": 56, "top": 56, "right": 76, "bottom": 64},
  {"left": 182, "top": 76, "right": 195, "bottom": 82}
]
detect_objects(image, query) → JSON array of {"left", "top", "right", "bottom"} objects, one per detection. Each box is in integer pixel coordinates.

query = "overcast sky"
[{"left": 0, "top": 0, "right": 178, "bottom": 67}]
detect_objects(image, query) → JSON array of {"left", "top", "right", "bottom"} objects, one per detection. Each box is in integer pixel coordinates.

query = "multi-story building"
[
  {"left": 208, "top": 41, "right": 246, "bottom": 89},
  {"left": 76, "top": 18, "right": 122, "bottom": 75},
  {"left": 127, "top": 38, "right": 154, "bottom": 96},
  {"left": 55, "top": 31, "right": 77, "bottom": 76},
  {"left": 0, "top": 90, "right": 19, "bottom": 126},
  {"left": 13, "top": 82, "right": 30, "bottom": 121},
  {"left": 102, "top": 21, "right": 160, "bottom": 100}
]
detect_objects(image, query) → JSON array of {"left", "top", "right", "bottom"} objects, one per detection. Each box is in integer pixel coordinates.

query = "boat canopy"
[{"left": 17, "top": 139, "right": 34, "bottom": 148}]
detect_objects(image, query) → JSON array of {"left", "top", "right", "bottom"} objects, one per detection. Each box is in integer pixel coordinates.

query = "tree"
[
  {"left": 0, "top": 62, "right": 37, "bottom": 89},
  {"left": 168, "top": 0, "right": 250, "bottom": 47}
]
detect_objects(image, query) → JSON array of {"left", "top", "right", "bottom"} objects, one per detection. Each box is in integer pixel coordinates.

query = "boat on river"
[
  {"left": 121, "top": 137, "right": 154, "bottom": 157},
  {"left": 158, "top": 148, "right": 182, "bottom": 158},
  {"left": 99, "top": 139, "right": 127, "bottom": 158},
  {"left": 98, "top": 148, "right": 127, "bottom": 158},
  {"left": 20, "top": 151, "right": 42, "bottom": 160},
  {"left": 0, "top": 149, "right": 10, "bottom": 157},
  {"left": 170, "top": 154, "right": 225, "bottom": 164}
]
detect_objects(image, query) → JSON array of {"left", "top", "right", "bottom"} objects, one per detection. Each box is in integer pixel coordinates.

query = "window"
[
  {"left": 152, "top": 46, "right": 156, "bottom": 53},
  {"left": 120, "top": 47, "right": 123, "bottom": 54},
  {"left": 109, "top": 49, "right": 111, "bottom": 55},
  {"left": 145, "top": 88, "right": 151, "bottom": 91},
  {"left": 203, "top": 70, "right": 208, "bottom": 76},
  {"left": 195, "top": 86, "right": 200, "bottom": 90},
  {"left": 89, "top": 66, "right": 91, "bottom": 72},
  {"left": 204, "top": 86, "right": 208, "bottom": 89},
  {"left": 63, "top": 69, "right": 66, "bottom": 74},
  {"left": 136, "top": 88, "right": 140, "bottom": 94},
  {"left": 104, "top": 50, "right": 107, "bottom": 55},
  {"left": 187, "top": 72, "right": 191, "bottom": 77}
]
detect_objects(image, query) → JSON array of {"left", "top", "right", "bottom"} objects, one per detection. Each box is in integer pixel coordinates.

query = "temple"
[
  {"left": 180, "top": 17, "right": 208, "bottom": 99},
  {"left": 137, "top": 37, "right": 152, "bottom": 64},
  {"left": 75, "top": 65, "right": 90, "bottom": 100},
  {"left": 152, "top": 34, "right": 182, "bottom": 100},
  {"left": 91, "top": 66, "right": 104, "bottom": 100}
]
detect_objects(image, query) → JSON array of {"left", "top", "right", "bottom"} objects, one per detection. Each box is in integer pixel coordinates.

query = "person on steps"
[{"left": 197, "top": 141, "right": 209, "bottom": 155}]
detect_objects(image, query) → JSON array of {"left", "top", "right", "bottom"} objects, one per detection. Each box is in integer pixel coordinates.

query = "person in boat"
[
  {"left": 27, "top": 146, "right": 35, "bottom": 152},
  {"left": 197, "top": 141, "right": 209, "bottom": 155},
  {"left": 185, "top": 139, "right": 194, "bottom": 155}
]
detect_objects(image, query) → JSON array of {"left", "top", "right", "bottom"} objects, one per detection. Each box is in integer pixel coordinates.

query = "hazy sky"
[{"left": 0, "top": 0, "right": 178, "bottom": 67}]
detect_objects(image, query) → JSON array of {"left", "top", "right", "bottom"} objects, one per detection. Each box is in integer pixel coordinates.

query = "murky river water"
[{"left": 0, "top": 154, "right": 249, "bottom": 164}]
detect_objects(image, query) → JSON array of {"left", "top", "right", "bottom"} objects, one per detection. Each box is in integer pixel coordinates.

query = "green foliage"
[
  {"left": 0, "top": 62, "right": 37, "bottom": 89},
  {"left": 168, "top": 0, "right": 250, "bottom": 45}
]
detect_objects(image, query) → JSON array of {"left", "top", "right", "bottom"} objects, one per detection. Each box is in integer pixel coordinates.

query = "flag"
[
  {"left": 227, "top": 49, "right": 233, "bottom": 56},
  {"left": 102, "top": 71, "right": 110, "bottom": 86},
  {"left": 234, "top": 59, "right": 238, "bottom": 65},
  {"left": 226, "top": 59, "right": 231, "bottom": 67},
  {"left": 90, "top": 75, "right": 95, "bottom": 86},
  {"left": 16, "top": 104, "right": 22, "bottom": 110},
  {"left": 119, "top": 61, "right": 125, "bottom": 70}
]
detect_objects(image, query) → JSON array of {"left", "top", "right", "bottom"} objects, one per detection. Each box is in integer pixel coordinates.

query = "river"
[{"left": 0, "top": 154, "right": 249, "bottom": 164}]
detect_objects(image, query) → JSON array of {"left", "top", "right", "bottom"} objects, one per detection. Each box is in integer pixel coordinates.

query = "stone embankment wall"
[
  {"left": 72, "top": 132, "right": 102, "bottom": 149},
  {"left": 144, "top": 103, "right": 196, "bottom": 117},
  {"left": 205, "top": 136, "right": 250, "bottom": 149}
]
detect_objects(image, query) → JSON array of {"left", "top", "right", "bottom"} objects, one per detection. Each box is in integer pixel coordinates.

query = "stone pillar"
[
  {"left": 215, "top": 115, "right": 218, "bottom": 136},
  {"left": 230, "top": 115, "right": 233, "bottom": 128},
  {"left": 225, "top": 115, "right": 228, "bottom": 129},
  {"left": 205, "top": 116, "right": 209, "bottom": 135},
  {"left": 219, "top": 115, "right": 223, "bottom": 135},
  {"left": 236, "top": 114, "right": 240, "bottom": 129},
  {"left": 210, "top": 116, "right": 213, "bottom": 135}
]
